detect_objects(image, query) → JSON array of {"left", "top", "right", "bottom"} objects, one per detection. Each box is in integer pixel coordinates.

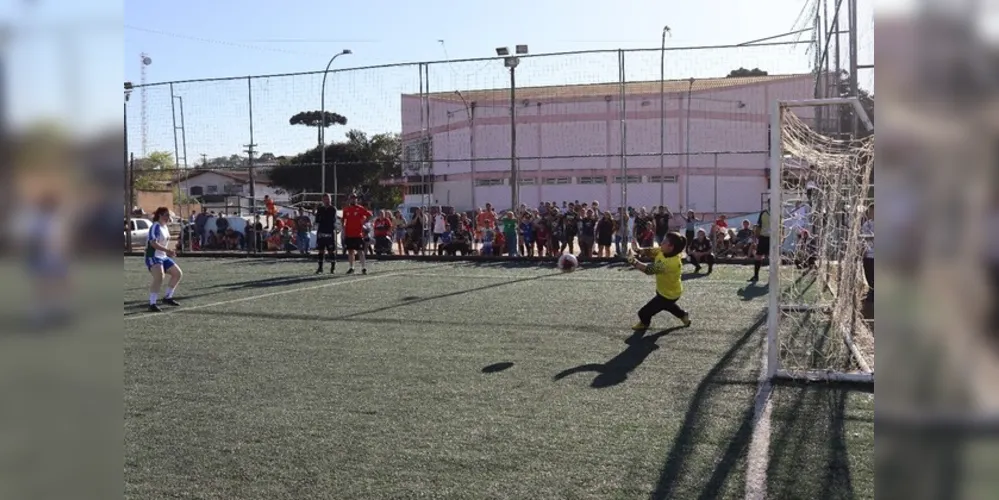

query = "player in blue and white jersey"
[{"left": 145, "top": 207, "right": 183, "bottom": 312}]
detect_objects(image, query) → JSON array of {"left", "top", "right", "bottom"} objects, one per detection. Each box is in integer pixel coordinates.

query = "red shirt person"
[{"left": 342, "top": 195, "right": 373, "bottom": 274}]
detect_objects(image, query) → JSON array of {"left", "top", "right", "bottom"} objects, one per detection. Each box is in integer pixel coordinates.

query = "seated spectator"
[
  {"left": 688, "top": 229, "right": 714, "bottom": 274},
  {"left": 451, "top": 227, "right": 474, "bottom": 256},
  {"left": 436, "top": 229, "right": 454, "bottom": 256},
  {"left": 732, "top": 220, "right": 755, "bottom": 257},
  {"left": 712, "top": 229, "right": 731, "bottom": 258},
  {"left": 280, "top": 226, "right": 296, "bottom": 253}
]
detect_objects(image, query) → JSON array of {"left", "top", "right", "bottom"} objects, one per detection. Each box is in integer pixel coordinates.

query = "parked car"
[{"left": 124, "top": 218, "right": 153, "bottom": 248}]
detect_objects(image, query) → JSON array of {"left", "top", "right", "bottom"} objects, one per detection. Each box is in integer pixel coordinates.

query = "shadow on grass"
[
  {"left": 737, "top": 283, "right": 770, "bottom": 301},
  {"left": 482, "top": 362, "right": 514, "bottom": 373},
  {"left": 553, "top": 326, "right": 684, "bottom": 388},
  {"left": 767, "top": 380, "right": 874, "bottom": 500},
  {"left": 682, "top": 272, "right": 710, "bottom": 281},
  {"left": 650, "top": 313, "right": 765, "bottom": 500}
]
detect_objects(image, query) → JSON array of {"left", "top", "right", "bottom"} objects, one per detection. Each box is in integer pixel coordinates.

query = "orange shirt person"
[{"left": 342, "top": 194, "right": 372, "bottom": 274}]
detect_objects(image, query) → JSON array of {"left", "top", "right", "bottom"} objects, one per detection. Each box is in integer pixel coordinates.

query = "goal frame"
[{"left": 766, "top": 97, "right": 874, "bottom": 384}]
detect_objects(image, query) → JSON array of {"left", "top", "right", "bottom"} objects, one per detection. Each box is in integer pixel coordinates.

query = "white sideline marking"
[
  {"left": 402, "top": 272, "right": 756, "bottom": 285},
  {"left": 745, "top": 322, "right": 775, "bottom": 500},
  {"left": 124, "top": 272, "right": 401, "bottom": 321}
]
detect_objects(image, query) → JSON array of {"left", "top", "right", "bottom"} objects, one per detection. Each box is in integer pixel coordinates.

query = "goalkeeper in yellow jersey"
[{"left": 627, "top": 232, "right": 692, "bottom": 330}]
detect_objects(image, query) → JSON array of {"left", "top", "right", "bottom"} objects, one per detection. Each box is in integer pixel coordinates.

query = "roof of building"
[
  {"left": 410, "top": 73, "right": 811, "bottom": 103},
  {"left": 170, "top": 168, "right": 273, "bottom": 185}
]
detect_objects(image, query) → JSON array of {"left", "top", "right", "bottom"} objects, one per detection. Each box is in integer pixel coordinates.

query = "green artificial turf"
[{"left": 124, "top": 257, "right": 873, "bottom": 499}]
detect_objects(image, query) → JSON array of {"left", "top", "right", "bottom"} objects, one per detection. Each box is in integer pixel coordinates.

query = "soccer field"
[{"left": 124, "top": 257, "right": 873, "bottom": 499}]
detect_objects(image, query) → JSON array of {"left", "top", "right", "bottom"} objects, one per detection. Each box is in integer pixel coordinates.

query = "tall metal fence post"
[
  {"left": 247, "top": 77, "right": 257, "bottom": 254},
  {"left": 713, "top": 153, "right": 720, "bottom": 216},
  {"left": 124, "top": 90, "right": 132, "bottom": 250},
  {"left": 618, "top": 49, "right": 628, "bottom": 235}
]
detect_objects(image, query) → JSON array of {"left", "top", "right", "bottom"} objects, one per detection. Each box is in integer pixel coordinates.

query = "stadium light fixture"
[
  {"left": 495, "top": 47, "right": 510, "bottom": 56},
  {"left": 515, "top": 44, "right": 528, "bottom": 55},
  {"left": 320, "top": 49, "right": 353, "bottom": 201}
]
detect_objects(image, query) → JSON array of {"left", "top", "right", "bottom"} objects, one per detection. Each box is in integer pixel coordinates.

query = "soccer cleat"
[
  {"left": 681, "top": 315, "right": 691, "bottom": 327},
  {"left": 361, "top": 268, "right": 367, "bottom": 275},
  {"left": 693, "top": 265, "right": 702, "bottom": 273},
  {"left": 163, "top": 298, "right": 180, "bottom": 307},
  {"left": 315, "top": 267, "right": 323, "bottom": 275},
  {"left": 632, "top": 322, "right": 649, "bottom": 331},
  {"left": 147, "top": 304, "right": 162, "bottom": 313},
  {"left": 346, "top": 268, "right": 355, "bottom": 275},
  {"left": 330, "top": 266, "right": 336, "bottom": 274}
]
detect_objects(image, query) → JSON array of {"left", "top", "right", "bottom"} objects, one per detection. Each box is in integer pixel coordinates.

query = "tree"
[
  {"left": 289, "top": 110, "right": 349, "bottom": 145},
  {"left": 727, "top": 67, "right": 769, "bottom": 77},
  {"left": 269, "top": 129, "right": 402, "bottom": 208}
]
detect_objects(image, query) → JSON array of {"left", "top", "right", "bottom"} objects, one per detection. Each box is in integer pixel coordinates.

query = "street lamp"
[
  {"left": 320, "top": 49, "right": 352, "bottom": 203},
  {"left": 497, "top": 44, "right": 527, "bottom": 211}
]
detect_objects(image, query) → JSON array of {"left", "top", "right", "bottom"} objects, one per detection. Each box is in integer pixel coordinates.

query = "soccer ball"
[{"left": 558, "top": 253, "right": 579, "bottom": 273}]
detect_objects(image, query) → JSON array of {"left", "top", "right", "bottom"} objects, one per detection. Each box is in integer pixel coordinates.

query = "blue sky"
[{"left": 123, "top": 0, "right": 874, "bottom": 160}]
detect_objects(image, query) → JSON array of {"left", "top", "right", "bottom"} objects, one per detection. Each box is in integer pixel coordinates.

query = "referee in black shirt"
[{"left": 314, "top": 194, "right": 339, "bottom": 274}]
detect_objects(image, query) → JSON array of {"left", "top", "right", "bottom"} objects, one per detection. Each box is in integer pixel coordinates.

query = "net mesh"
[{"left": 774, "top": 104, "right": 874, "bottom": 376}]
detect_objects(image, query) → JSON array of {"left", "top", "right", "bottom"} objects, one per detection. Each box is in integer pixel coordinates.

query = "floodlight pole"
[
  {"left": 509, "top": 63, "right": 518, "bottom": 211},
  {"left": 320, "top": 49, "right": 351, "bottom": 199}
]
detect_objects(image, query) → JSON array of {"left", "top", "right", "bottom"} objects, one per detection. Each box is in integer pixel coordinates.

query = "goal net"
[{"left": 766, "top": 98, "right": 874, "bottom": 383}]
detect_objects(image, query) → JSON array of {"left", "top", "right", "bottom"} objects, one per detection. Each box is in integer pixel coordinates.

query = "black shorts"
[
  {"left": 317, "top": 235, "right": 336, "bottom": 251},
  {"left": 597, "top": 236, "right": 613, "bottom": 247},
  {"left": 344, "top": 237, "right": 364, "bottom": 251},
  {"left": 756, "top": 236, "right": 771, "bottom": 257}
]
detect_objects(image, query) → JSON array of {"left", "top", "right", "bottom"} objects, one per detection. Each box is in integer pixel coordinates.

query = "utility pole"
[
  {"left": 200, "top": 153, "right": 208, "bottom": 168},
  {"left": 244, "top": 143, "right": 257, "bottom": 219}
]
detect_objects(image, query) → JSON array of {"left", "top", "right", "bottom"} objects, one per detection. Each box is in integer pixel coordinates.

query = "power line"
[{"left": 124, "top": 25, "right": 325, "bottom": 56}]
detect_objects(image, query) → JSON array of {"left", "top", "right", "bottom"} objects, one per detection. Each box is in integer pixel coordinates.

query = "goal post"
[{"left": 766, "top": 97, "right": 874, "bottom": 384}]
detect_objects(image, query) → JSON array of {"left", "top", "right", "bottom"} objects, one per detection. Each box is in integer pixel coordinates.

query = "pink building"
[{"left": 395, "top": 73, "right": 815, "bottom": 215}]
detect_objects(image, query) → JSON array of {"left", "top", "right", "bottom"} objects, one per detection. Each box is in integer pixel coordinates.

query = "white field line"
[
  {"left": 744, "top": 323, "right": 775, "bottom": 500},
  {"left": 401, "top": 271, "right": 758, "bottom": 285},
  {"left": 124, "top": 272, "right": 402, "bottom": 321}
]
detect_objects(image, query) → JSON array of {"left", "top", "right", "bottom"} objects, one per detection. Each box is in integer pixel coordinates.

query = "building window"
[
  {"left": 543, "top": 177, "right": 571, "bottom": 185},
  {"left": 475, "top": 179, "right": 505, "bottom": 187},
  {"left": 648, "top": 175, "right": 678, "bottom": 183},
  {"left": 613, "top": 175, "right": 642, "bottom": 184},
  {"left": 231, "top": 184, "right": 244, "bottom": 193},
  {"left": 409, "top": 184, "right": 433, "bottom": 195},
  {"left": 518, "top": 177, "right": 536, "bottom": 185},
  {"left": 403, "top": 138, "right": 433, "bottom": 175},
  {"left": 578, "top": 176, "right": 606, "bottom": 185},
  {"left": 206, "top": 185, "right": 219, "bottom": 194},
  {"left": 189, "top": 186, "right": 204, "bottom": 196}
]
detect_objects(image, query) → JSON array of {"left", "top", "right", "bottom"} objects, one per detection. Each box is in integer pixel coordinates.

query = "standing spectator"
[
  {"left": 519, "top": 213, "right": 536, "bottom": 257},
  {"left": 264, "top": 195, "right": 276, "bottom": 228},
  {"left": 535, "top": 218, "right": 550, "bottom": 257},
  {"left": 392, "top": 210, "right": 407, "bottom": 255},
  {"left": 615, "top": 207, "right": 630, "bottom": 257},
  {"left": 373, "top": 210, "right": 393, "bottom": 255},
  {"left": 501, "top": 211, "right": 518, "bottom": 256},
  {"left": 688, "top": 229, "right": 714, "bottom": 274},
  {"left": 578, "top": 209, "right": 597, "bottom": 258},
  {"left": 712, "top": 214, "right": 729, "bottom": 237},
  {"left": 215, "top": 215, "right": 230, "bottom": 242},
  {"left": 681, "top": 210, "right": 700, "bottom": 250},
  {"left": 861, "top": 203, "right": 874, "bottom": 301},
  {"left": 562, "top": 205, "right": 579, "bottom": 254},
  {"left": 634, "top": 208, "right": 654, "bottom": 248},
  {"left": 408, "top": 208, "right": 426, "bottom": 255},
  {"left": 794, "top": 229, "right": 818, "bottom": 270},
  {"left": 654, "top": 206, "right": 672, "bottom": 245},
  {"left": 476, "top": 204, "right": 496, "bottom": 251},
  {"left": 194, "top": 209, "right": 208, "bottom": 249},
  {"left": 342, "top": 195, "right": 372, "bottom": 274},
  {"left": 596, "top": 211, "right": 614, "bottom": 258},
  {"left": 432, "top": 208, "right": 447, "bottom": 250},
  {"left": 481, "top": 221, "right": 496, "bottom": 256},
  {"left": 295, "top": 208, "right": 312, "bottom": 255}
]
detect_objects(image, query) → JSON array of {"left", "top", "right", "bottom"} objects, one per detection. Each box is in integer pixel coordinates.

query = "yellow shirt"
[{"left": 644, "top": 248, "right": 683, "bottom": 300}]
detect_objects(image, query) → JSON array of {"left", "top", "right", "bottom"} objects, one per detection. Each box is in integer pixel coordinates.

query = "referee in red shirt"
[{"left": 342, "top": 194, "right": 373, "bottom": 274}]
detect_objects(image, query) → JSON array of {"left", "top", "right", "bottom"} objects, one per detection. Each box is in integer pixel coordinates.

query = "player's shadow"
[
  {"left": 214, "top": 275, "right": 327, "bottom": 290},
  {"left": 553, "top": 326, "right": 683, "bottom": 388},
  {"left": 737, "top": 282, "right": 770, "bottom": 301}
]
